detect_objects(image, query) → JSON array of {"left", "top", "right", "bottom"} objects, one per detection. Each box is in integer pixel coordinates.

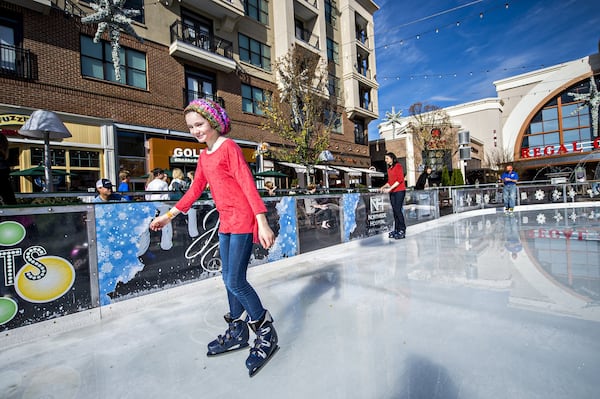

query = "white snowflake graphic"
[
  {"left": 587, "top": 189, "right": 596, "bottom": 198},
  {"left": 569, "top": 212, "right": 578, "bottom": 222},
  {"left": 483, "top": 193, "right": 490, "bottom": 204},
  {"left": 553, "top": 212, "right": 563, "bottom": 222},
  {"left": 536, "top": 213, "right": 547, "bottom": 224},
  {"left": 466, "top": 195, "right": 473, "bottom": 206},
  {"left": 552, "top": 189, "right": 562, "bottom": 201},
  {"left": 534, "top": 189, "right": 545, "bottom": 201},
  {"left": 567, "top": 188, "right": 576, "bottom": 199}
]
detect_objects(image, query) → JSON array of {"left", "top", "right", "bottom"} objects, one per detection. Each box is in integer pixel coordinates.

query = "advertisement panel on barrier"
[
  {"left": 297, "top": 195, "right": 342, "bottom": 253},
  {"left": 94, "top": 198, "right": 297, "bottom": 305},
  {"left": 0, "top": 212, "right": 93, "bottom": 330}
]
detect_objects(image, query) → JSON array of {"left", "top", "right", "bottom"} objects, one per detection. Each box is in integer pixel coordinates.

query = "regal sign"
[{"left": 520, "top": 137, "right": 600, "bottom": 158}]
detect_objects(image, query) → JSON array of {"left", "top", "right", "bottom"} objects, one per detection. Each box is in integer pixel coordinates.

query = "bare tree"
[
  {"left": 260, "top": 45, "right": 338, "bottom": 184},
  {"left": 407, "top": 103, "right": 456, "bottom": 170},
  {"left": 484, "top": 147, "right": 514, "bottom": 171}
]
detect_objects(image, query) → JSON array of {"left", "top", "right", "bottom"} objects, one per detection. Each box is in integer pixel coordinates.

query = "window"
[
  {"left": 70, "top": 150, "right": 100, "bottom": 168},
  {"left": 31, "top": 147, "right": 66, "bottom": 167},
  {"left": 325, "top": 109, "right": 342, "bottom": 134},
  {"left": 185, "top": 70, "right": 216, "bottom": 105},
  {"left": 326, "top": 38, "right": 338, "bottom": 64},
  {"left": 325, "top": 0, "right": 336, "bottom": 26},
  {"left": 354, "top": 118, "right": 366, "bottom": 145},
  {"left": 238, "top": 34, "right": 270, "bottom": 70},
  {"left": 520, "top": 75, "right": 599, "bottom": 156},
  {"left": 244, "top": 0, "right": 268, "bottom": 25},
  {"left": 327, "top": 73, "right": 339, "bottom": 97},
  {"left": 242, "top": 84, "right": 266, "bottom": 115},
  {"left": 80, "top": 35, "right": 147, "bottom": 89}
]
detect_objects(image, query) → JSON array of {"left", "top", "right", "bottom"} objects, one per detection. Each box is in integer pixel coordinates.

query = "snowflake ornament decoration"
[
  {"left": 553, "top": 212, "right": 563, "bottom": 223},
  {"left": 484, "top": 193, "right": 490, "bottom": 204},
  {"left": 552, "top": 189, "right": 562, "bottom": 201},
  {"left": 536, "top": 213, "right": 547, "bottom": 224},
  {"left": 82, "top": 0, "right": 144, "bottom": 81},
  {"left": 569, "top": 211, "right": 578, "bottom": 222},
  {"left": 534, "top": 189, "right": 545, "bottom": 201},
  {"left": 567, "top": 187, "right": 576, "bottom": 200}
]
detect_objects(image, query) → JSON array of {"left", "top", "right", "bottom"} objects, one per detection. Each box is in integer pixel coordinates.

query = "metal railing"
[
  {"left": 170, "top": 21, "right": 234, "bottom": 60},
  {"left": 0, "top": 44, "right": 33, "bottom": 80}
]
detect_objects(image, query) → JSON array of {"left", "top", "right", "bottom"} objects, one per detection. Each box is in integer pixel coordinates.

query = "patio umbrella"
[
  {"left": 18, "top": 110, "right": 72, "bottom": 192},
  {"left": 10, "top": 165, "right": 72, "bottom": 176},
  {"left": 254, "top": 170, "right": 288, "bottom": 178}
]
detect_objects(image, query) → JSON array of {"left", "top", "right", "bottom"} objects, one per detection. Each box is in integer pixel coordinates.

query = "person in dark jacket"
[{"left": 415, "top": 167, "right": 433, "bottom": 190}]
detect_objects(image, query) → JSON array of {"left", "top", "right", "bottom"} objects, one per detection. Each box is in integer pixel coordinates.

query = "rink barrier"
[{"left": 0, "top": 191, "right": 440, "bottom": 331}]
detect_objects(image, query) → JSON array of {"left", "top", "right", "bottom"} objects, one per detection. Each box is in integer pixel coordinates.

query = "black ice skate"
[
  {"left": 246, "top": 310, "right": 279, "bottom": 377},
  {"left": 206, "top": 311, "right": 249, "bottom": 356}
]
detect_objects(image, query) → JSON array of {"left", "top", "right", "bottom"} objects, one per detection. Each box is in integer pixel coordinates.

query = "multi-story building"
[
  {"left": 377, "top": 45, "right": 600, "bottom": 187},
  {"left": 0, "top": 0, "right": 379, "bottom": 193}
]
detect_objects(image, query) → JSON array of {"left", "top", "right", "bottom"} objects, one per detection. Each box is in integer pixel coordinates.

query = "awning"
[
  {"left": 333, "top": 165, "right": 362, "bottom": 176},
  {"left": 278, "top": 161, "right": 307, "bottom": 173},
  {"left": 313, "top": 164, "right": 338, "bottom": 172},
  {"left": 351, "top": 167, "right": 385, "bottom": 177}
]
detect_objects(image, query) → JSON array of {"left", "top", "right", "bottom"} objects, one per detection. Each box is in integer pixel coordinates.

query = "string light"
[{"left": 375, "top": 1, "right": 512, "bottom": 51}]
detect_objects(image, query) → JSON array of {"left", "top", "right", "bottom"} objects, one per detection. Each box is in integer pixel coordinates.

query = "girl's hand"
[
  {"left": 149, "top": 215, "right": 171, "bottom": 231},
  {"left": 256, "top": 214, "right": 275, "bottom": 249}
]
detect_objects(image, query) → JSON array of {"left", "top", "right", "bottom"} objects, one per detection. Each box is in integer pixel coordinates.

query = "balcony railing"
[
  {"left": 295, "top": 27, "right": 320, "bottom": 50},
  {"left": 0, "top": 44, "right": 33, "bottom": 80},
  {"left": 170, "top": 21, "right": 234, "bottom": 60}
]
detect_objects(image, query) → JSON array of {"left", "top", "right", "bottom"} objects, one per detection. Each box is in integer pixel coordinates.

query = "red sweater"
[
  {"left": 387, "top": 163, "right": 406, "bottom": 192},
  {"left": 175, "top": 138, "right": 267, "bottom": 241}
]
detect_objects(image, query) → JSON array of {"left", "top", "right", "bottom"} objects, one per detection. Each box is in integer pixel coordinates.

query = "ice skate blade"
[
  {"left": 248, "top": 345, "right": 280, "bottom": 378},
  {"left": 206, "top": 343, "right": 249, "bottom": 357}
]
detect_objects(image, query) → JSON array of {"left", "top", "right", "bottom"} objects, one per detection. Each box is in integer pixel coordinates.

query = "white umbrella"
[{"left": 18, "top": 110, "right": 72, "bottom": 192}]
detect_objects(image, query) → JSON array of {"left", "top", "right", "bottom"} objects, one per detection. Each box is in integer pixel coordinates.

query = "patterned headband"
[{"left": 184, "top": 98, "right": 231, "bottom": 135}]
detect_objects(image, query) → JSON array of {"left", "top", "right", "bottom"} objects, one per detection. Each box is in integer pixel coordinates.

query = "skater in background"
[
  {"left": 501, "top": 164, "right": 519, "bottom": 214},
  {"left": 169, "top": 167, "right": 188, "bottom": 200},
  {"left": 150, "top": 99, "right": 278, "bottom": 377},
  {"left": 379, "top": 152, "right": 406, "bottom": 239},
  {"left": 415, "top": 166, "right": 433, "bottom": 190}
]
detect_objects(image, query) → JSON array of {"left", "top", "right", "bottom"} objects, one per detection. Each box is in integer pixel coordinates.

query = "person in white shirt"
[{"left": 145, "top": 168, "right": 169, "bottom": 201}]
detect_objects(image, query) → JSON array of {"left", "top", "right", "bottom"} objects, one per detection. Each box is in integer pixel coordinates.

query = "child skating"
[{"left": 150, "top": 99, "right": 278, "bottom": 377}]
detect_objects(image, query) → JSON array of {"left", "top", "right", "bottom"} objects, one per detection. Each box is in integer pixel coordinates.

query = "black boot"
[
  {"left": 246, "top": 310, "right": 279, "bottom": 377},
  {"left": 206, "top": 311, "right": 249, "bottom": 356}
]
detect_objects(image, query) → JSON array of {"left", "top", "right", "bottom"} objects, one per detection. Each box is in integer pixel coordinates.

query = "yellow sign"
[{"left": 0, "top": 114, "right": 29, "bottom": 126}]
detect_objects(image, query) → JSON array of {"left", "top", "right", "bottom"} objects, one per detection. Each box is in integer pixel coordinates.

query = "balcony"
[
  {"left": 295, "top": 0, "right": 319, "bottom": 20},
  {"left": 295, "top": 27, "right": 320, "bottom": 50},
  {"left": 169, "top": 21, "right": 236, "bottom": 73},
  {"left": 0, "top": 44, "right": 34, "bottom": 81}
]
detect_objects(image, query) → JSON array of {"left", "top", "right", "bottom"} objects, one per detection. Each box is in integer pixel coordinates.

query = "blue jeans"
[
  {"left": 389, "top": 190, "right": 406, "bottom": 233},
  {"left": 503, "top": 184, "right": 517, "bottom": 209},
  {"left": 218, "top": 233, "right": 265, "bottom": 321}
]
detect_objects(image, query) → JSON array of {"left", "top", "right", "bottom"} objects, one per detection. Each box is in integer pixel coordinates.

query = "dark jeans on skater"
[
  {"left": 219, "top": 232, "right": 265, "bottom": 321},
  {"left": 389, "top": 190, "right": 406, "bottom": 233}
]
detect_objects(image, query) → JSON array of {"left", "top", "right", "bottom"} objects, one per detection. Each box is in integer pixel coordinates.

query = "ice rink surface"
[{"left": 1, "top": 206, "right": 599, "bottom": 399}]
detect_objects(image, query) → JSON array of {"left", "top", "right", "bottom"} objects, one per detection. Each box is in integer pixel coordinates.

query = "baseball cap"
[{"left": 96, "top": 179, "right": 113, "bottom": 189}]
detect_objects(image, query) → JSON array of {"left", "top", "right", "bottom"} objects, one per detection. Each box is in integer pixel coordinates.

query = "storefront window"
[
  {"left": 520, "top": 75, "right": 599, "bottom": 156},
  {"left": 70, "top": 150, "right": 99, "bottom": 167},
  {"left": 31, "top": 147, "right": 66, "bottom": 166}
]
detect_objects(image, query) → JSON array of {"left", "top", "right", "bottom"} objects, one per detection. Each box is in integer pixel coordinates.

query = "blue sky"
[{"left": 368, "top": 0, "right": 600, "bottom": 140}]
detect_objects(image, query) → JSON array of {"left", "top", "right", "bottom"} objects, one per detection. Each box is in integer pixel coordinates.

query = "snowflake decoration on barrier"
[
  {"left": 534, "top": 189, "right": 545, "bottom": 201},
  {"left": 536, "top": 213, "right": 547, "bottom": 224},
  {"left": 475, "top": 194, "right": 482, "bottom": 204},
  {"left": 466, "top": 195, "right": 473, "bottom": 206},
  {"left": 552, "top": 189, "right": 562, "bottom": 201},
  {"left": 553, "top": 212, "right": 563, "bottom": 223},
  {"left": 567, "top": 187, "right": 577, "bottom": 200},
  {"left": 569, "top": 211, "right": 578, "bottom": 222},
  {"left": 81, "top": 0, "right": 144, "bottom": 81},
  {"left": 483, "top": 193, "right": 490, "bottom": 204},
  {"left": 590, "top": 210, "right": 597, "bottom": 219},
  {"left": 587, "top": 188, "right": 596, "bottom": 198}
]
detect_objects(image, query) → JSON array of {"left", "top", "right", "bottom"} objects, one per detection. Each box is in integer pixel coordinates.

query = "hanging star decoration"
[
  {"left": 382, "top": 106, "right": 403, "bottom": 139},
  {"left": 81, "top": 0, "right": 144, "bottom": 81},
  {"left": 568, "top": 76, "right": 600, "bottom": 137}
]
